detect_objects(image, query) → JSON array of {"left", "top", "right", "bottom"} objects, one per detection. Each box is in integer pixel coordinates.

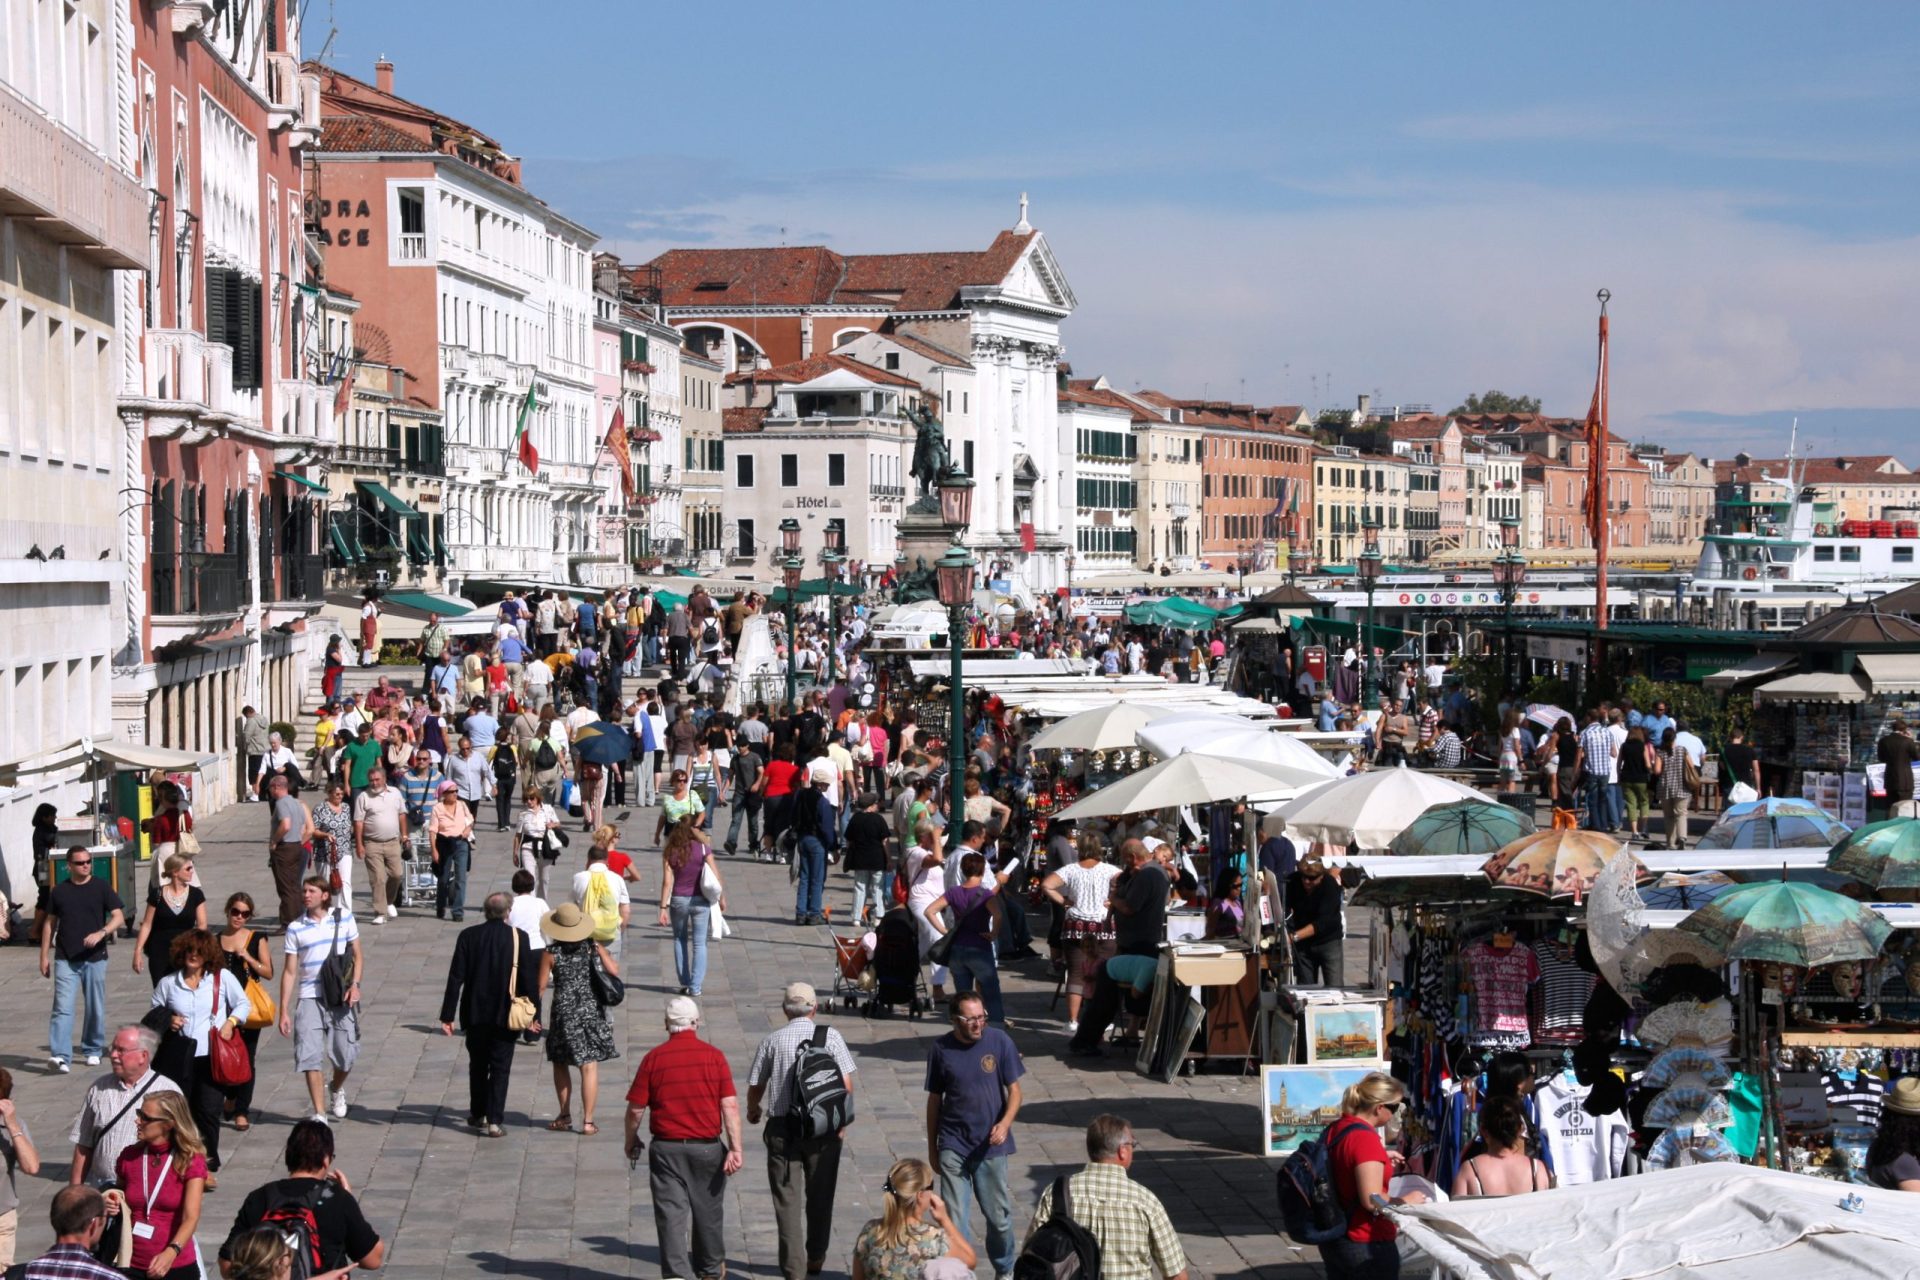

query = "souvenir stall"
[{"left": 1746, "top": 659, "right": 1920, "bottom": 820}]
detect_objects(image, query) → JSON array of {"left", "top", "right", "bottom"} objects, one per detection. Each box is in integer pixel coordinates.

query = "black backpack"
[
  {"left": 1013, "top": 1175, "right": 1102, "bottom": 1280},
  {"left": 317, "top": 910, "right": 354, "bottom": 1011},
  {"left": 256, "top": 1178, "right": 336, "bottom": 1280},
  {"left": 1275, "top": 1120, "right": 1360, "bottom": 1245},
  {"left": 786, "top": 1025, "right": 854, "bottom": 1138},
  {"left": 533, "top": 737, "right": 559, "bottom": 771}
]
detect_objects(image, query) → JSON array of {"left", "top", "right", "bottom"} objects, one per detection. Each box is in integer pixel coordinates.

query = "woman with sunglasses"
[
  {"left": 850, "top": 1156, "right": 973, "bottom": 1280},
  {"left": 651, "top": 768, "right": 705, "bottom": 846},
  {"left": 217, "top": 893, "right": 273, "bottom": 1132},
  {"left": 133, "top": 855, "right": 206, "bottom": 987},
  {"left": 1319, "top": 1072, "right": 1425, "bottom": 1279},
  {"left": 107, "top": 1088, "right": 207, "bottom": 1279},
  {"left": 149, "top": 930, "right": 250, "bottom": 1183}
]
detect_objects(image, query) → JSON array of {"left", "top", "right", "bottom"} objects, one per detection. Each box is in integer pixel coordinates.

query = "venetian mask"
[{"left": 1830, "top": 963, "right": 1864, "bottom": 1001}]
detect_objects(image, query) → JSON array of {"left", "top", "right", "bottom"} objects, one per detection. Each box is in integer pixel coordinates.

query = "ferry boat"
[{"left": 1691, "top": 452, "right": 1920, "bottom": 600}]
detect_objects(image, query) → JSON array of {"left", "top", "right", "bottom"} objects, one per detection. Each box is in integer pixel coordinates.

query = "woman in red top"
[
  {"left": 108, "top": 1088, "right": 207, "bottom": 1279},
  {"left": 758, "top": 742, "right": 802, "bottom": 863},
  {"left": 141, "top": 781, "right": 196, "bottom": 890},
  {"left": 1321, "top": 1072, "right": 1425, "bottom": 1279}
]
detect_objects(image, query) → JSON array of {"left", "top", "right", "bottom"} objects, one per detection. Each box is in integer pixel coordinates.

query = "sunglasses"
[
  {"left": 137, "top": 1112, "right": 166, "bottom": 1125},
  {"left": 229, "top": 908, "right": 253, "bottom": 919},
  {"left": 70, "top": 857, "right": 93, "bottom": 865}
]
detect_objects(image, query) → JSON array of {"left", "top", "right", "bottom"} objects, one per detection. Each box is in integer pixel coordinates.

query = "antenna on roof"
[{"left": 1014, "top": 193, "right": 1032, "bottom": 234}]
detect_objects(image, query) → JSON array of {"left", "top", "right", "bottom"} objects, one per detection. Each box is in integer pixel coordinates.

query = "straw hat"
[
  {"left": 1888, "top": 1077, "right": 1920, "bottom": 1116},
  {"left": 540, "top": 903, "right": 596, "bottom": 944}
]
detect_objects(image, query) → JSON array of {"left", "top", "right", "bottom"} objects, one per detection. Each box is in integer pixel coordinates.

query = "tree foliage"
[{"left": 1452, "top": 390, "right": 1542, "bottom": 416}]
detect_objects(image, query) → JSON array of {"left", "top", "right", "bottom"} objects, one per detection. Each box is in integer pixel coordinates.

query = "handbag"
[
  {"left": 925, "top": 927, "right": 956, "bottom": 969},
  {"left": 241, "top": 955, "right": 277, "bottom": 1032},
  {"left": 587, "top": 947, "right": 625, "bottom": 1007},
  {"left": 207, "top": 973, "right": 254, "bottom": 1088},
  {"left": 699, "top": 859, "right": 723, "bottom": 904},
  {"left": 507, "top": 929, "right": 538, "bottom": 1032},
  {"left": 175, "top": 825, "right": 201, "bottom": 858}
]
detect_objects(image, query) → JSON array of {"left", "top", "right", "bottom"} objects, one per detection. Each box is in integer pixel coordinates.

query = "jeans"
[
  {"left": 725, "top": 793, "right": 762, "bottom": 853},
  {"left": 997, "top": 882, "right": 1032, "bottom": 955},
  {"left": 936, "top": 1147, "right": 1015, "bottom": 1277},
  {"left": 435, "top": 836, "right": 470, "bottom": 919},
  {"left": 848, "top": 868, "right": 886, "bottom": 923},
  {"left": 1582, "top": 774, "right": 1612, "bottom": 831},
  {"left": 49, "top": 955, "right": 108, "bottom": 1061},
  {"left": 670, "top": 895, "right": 711, "bottom": 994},
  {"left": 1293, "top": 936, "right": 1346, "bottom": 987},
  {"left": 794, "top": 836, "right": 828, "bottom": 918},
  {"left": 1606, "top": 782, "right": 1625, "bottom": 831},
  {"left": 946, "top": 945, "right": 1004, "bottom": 1024}
]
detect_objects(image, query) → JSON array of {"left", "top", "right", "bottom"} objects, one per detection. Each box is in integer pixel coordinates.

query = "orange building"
[{"left": 1136, "top": 395, "right": 1313, "bottom": 567}]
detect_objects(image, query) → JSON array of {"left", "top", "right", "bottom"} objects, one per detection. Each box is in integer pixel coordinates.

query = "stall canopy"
[
  {"left": 1701, "top": 651, "right": 1795, "bottom": 691},
  {"left": 1122, "top": 597, "right": 1237, "bottom": 629},
  {"left": 1752, "top": 671, "right": 1868, "bottom": 704},
  {"left": 1391, "top": 1162, "right": 1920, "bottom": 1280},
  {"left": 1856, "top": 651, "right": 1920, "bottom": 694},
  {"left": 1293, "top": 615, "right": 1410, "bottom": 649},
  {"left": 382, "top": 591, "right": 475, "bottom": 618},
  {"left": 0, "top": 738, "right": 207, "bottom": 787},
  {"left": 271, "top": 470, "right": 329, "bottom": 494}
]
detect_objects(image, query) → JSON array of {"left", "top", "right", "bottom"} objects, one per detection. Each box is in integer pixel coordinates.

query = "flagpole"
[{"left": 1592, "top": 289, "right": 1611, "bottom": 680}]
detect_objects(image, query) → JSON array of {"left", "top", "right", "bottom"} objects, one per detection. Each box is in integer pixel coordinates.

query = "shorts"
[
  {"left": 1543, "top": 760, "right": 1560, "bottom": 776},
  {"left": 293, "top": 997, "right": 360, "bottom": 1074}
]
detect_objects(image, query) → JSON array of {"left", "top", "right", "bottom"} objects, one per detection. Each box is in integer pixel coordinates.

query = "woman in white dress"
[{"left": 904, "top": 820, "right": 950, "bottom": 1003}]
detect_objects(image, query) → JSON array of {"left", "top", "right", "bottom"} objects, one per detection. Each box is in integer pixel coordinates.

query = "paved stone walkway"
[{"left": 2, "top": 791, "right": 1344, "bottom": 1279}]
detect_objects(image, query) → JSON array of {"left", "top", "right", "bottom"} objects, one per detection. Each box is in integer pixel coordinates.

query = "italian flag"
[{"left": 513, "top": 379, "right": 540, "bottom": 474}]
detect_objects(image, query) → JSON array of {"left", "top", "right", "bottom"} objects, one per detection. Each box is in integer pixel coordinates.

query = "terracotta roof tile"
[
  {"left": 723, "top": 406, "right": 768, "bottom": 434},
  {"left": 645, "top": 231, "right": 1038, "bottom": 313},
  {"left": 722, "top": 353, "right": 924, "bottom": 391},
  {"left": 317, "top": 114, "right": 437, "bottom": 154}
]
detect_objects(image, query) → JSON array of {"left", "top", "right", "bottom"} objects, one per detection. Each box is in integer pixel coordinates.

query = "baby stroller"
[
  {"left": 400, "top": 828, "right": 438, "bottom": 908},
  {"left": 826, "top": 917, "right": 873, "bottom": 1011},
  {"left": 865, "top": 905, "right": 929, "bottom": 1019}
]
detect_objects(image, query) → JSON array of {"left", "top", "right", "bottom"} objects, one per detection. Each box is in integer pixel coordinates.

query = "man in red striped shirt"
[{"left": 625, "top": 997, "right": 743, "bottom": 1280}]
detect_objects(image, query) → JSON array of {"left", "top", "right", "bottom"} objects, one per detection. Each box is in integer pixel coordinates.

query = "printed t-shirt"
[
  {"left": 1533, "top": 1073, "right": 1630, "bottom": 1185},
  {"left": 627, "top": 1030, "right": 736, "bottom": 1139},
  {"left": 1326, "top": 1116, "right": 1395, "bottom": 1242},
  {"left": 923, "top": 1027, "right": 1024, "bottom": 1159},
  {"left": 1463, "top": 941, "right": 1540, "bottom": 1044}
]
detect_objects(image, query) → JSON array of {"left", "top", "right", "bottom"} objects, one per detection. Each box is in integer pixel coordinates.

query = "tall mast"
[{"left": 1588, "top": 290, "right": 1611, "bottom": 637}]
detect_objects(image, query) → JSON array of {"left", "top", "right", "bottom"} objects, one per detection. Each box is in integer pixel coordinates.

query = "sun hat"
[
  {"left": 436, "top": 780, "right": 459, "bottom": 795},
  {"left": 784, "top": 981, "right": 816, "bottom": 1007},
  {"left": 1888, "top": 1077, "right": 1920, "bottom": 1116},
  {"left": 540, "top": 902, "right": 596, "bottom": 944}
]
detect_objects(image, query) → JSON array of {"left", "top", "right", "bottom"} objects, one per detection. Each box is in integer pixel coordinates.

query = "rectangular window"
[
  {"left": 737, "top": 518, "right": 755, "bottom": 557},
  {"left": 884, "top": 352, "right": 900, "bottom": 371},
  {"left": 1840, "top": 545, "right": 1861, "bottom": 563},
  {"left": 963, "top": 440, "right": 974, "bottom": 477},
  {"left": 827, "top": 453, "right": 845, "bottom": 486},
  {"left": 1897, "top": 547, "right": 1915, "bottom": 564},
  {"left": 781, "top": 454, "right": 798, "bottom": 487},
  {"left": 1813, "top": 546, "right": 1834, "bottom": 562},
  {"left": 736, "top": 455, "right": 753, "bottom": 487}
]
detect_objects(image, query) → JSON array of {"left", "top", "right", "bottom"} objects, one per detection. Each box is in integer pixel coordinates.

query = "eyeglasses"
[
  {"left": 1379, "top": 1101, "right": 1404, "bottom": 1114},
  {"left": 953, "top": 1014, "right": 988, "bottom": 1026},
  {"left": 229, "top": 908, "right": 253, "bottom": 919}
]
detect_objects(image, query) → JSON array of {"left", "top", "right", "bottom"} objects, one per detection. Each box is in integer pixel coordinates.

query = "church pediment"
[{"left": 1000, "top": 234, "right": 1076, "bottom": 313}]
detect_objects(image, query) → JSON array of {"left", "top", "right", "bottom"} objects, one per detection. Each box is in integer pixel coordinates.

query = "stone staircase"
[{"left": 289, "top": 654, "right": 426, "bottom": 761}]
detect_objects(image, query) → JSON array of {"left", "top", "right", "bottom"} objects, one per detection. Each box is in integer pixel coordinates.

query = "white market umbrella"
[
  {"left": 1525, "top": 703, "right": 1574, "bottom": 731},
  {"left": 1269, "top": 766, "right": 1491, "bottom": 851},
  {"left": 1051, "top": 751, "right": 1333, "bottom": 822},
  {"left": 1028, "top": 702, "right": 1175, "bottom": 752},
  {"left": 1137, "top": 720, "right": 1341, "bottom": 779}
]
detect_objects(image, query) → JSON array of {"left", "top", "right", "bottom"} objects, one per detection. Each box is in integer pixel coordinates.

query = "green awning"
[
  {"left": 799, "top": 577, "right": 864, "bottom": 599},
  {"left": 405, "top": 525, "right": 432, "bottom": 566},
  {"left": 273, "top": 470, "right": 329, "bottom": 494},
  {"left": 383, "top": 591, "right": 473, "bottom": 618},
  {"left": 328, "top": 522, "right": 360, "bottom": 565},
  {"left": 355, "top": 480, "right": 419, "bottom": 518}
]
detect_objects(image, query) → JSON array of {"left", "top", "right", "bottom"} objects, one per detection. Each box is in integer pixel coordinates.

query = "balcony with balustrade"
[
  {"left": 141, "top": 330, "right": 260, "bottom": 430},
  {"left": 151, "top": 551, "right": 246, "bottom": 620},
  {"left": 275, "top": 379, "right": 335, "bottom": 449},
  {"left": 0, "top": 77, "right": 147, "bottom": 270}
]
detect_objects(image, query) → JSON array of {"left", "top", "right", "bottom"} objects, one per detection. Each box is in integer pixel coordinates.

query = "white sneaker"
[
  {"left": 386, "top": 905, "right": 398, "bottom": 919},
  {"left": 49, "top": 1057, "right": 69, "bottom": 1074},
  {"left": 367, "top": 914, "right": 383, "bottom": 926},
  {"left": 85, "top": 1054, "right": 101, "bottom": 1067},
  {"left": 309, "top": 1112, "right": 329, "bottom": 1125},
  {"left": 1066, "top": 1020, "right": 1079, "bottom": 1035},
  {"left": 330, "top": 1088, "right": 348, "bottom": 1118}
]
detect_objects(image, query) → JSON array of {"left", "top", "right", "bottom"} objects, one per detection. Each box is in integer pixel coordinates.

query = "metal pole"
[
  {"left": 949, "top": 602, "right": 965, "bottom": 824},
  {"left": 1365, "top": 582, "right": 1379, "bottom": 709},
  {"left": 1503, "top": 584, "right": 1515, "bottom": 694},
  {"left": 785, "top": 595, "right": 797, "bottom": 708}
]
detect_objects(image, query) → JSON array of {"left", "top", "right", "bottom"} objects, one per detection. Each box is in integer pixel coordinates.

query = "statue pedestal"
[{"left": 893, "top": 504, "right": 957, "bottom": 606}]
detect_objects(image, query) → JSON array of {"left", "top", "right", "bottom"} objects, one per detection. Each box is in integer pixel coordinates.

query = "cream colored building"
[
  {"left": 1315, "top": 448, "right": 1411, "bottom": 564},
  {"left": 681, "top": 349, "right": 725, "bottom": 566}
]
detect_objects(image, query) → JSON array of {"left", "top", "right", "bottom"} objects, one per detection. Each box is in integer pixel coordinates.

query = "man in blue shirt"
[
  {"left": 925, "top": 993, "right": 1023, "bottom": 1280},
  {"left": 1318, "top": 691, "right": 1341, "bottom": 732},
  {"left": 575, "top": 597, "right": 597, "bottom": 642},
  {"left": 464, "top": 698, "right": 499, "bottom": 750},
  {"left": 1640, "top": 700, "right": 1675, "bottom": 745}
]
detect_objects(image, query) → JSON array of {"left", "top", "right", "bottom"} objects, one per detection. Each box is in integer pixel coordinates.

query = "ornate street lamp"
[
  {"left": 938, "top": 468, "right": 975, "bottom": 531},
  {"left": 1492, "top": 517, "right": 1528, "bottom": 697},
  {"left": 935, "top": 540, "right": 977, "bottom": 823},
  {"left": 1288, "top": 512, "right": 1311, "bottom": 585},
  {"left": 1358, "top": 516, "right": 1383, "bottom": 709},
  {"left": 782, "top": 554, "right": 804, "bottom": 708},
  {"left": 780, "top": 517, "right": 802, "bottom": 556},
  {"left": 823, "top": 520, "right": 846, "bottom": 686}
]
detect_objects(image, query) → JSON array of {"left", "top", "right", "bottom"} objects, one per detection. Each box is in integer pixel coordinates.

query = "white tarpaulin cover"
[
  {"left": 0, "top": 738, "right": 207, "bottom": 786},
  {"left": 1391, "top": 1163, "right": 1920, "bottom": 1280}
]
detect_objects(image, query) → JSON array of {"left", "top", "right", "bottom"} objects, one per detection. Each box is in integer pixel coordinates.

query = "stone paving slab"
[{"left": 0, "top": 790, "right": 1337, "bottom": 1278}]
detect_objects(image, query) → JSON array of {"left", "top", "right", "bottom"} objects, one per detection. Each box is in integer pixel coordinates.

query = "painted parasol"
[
  {"left": 1826, "top": 818, "right": 1920, "bottom": 890},
  {"left": 1694, "top": 798, "right": 1851, "bottom": 851},
  {"left": 1482, "top": 829, "right": 1646, "bottom": 903},
  {"left": 1675, "top": 881, "right": 1893, "bottom": 968}
]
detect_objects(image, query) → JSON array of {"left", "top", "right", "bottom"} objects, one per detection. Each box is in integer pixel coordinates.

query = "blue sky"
[{"left": 319, "top": 2, "right": 1920, "bottom": 457}]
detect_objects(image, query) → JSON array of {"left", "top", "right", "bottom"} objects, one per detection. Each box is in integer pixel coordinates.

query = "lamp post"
[
  {"left": 936, "top": 540, "right": 976, "bottom": 824},
  {"left": 1358, "top": 516, "right": 1383, "bottom": 709},
  {"left": 933, "top": 469, "right": 975, "bottom": 820},
  {"left": 780, "top": 517, "right": 802, "bottom": 708},
  {"left": 1492, "top": 516, "right": 1528, "bottom": 697},
  {"left": 1236, "top": 542, "right": 1258, "bottom": 597},
  {"left": 823, "top": 520, "right": 846, "bottom": 687},
  {"left": 1288, "top": 513, "right": 1311, "bottom": 586}
]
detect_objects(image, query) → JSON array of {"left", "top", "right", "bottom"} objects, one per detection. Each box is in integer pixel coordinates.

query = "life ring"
[{"left": 1743, "top": 567, "right": 1758, "bottom": 581}]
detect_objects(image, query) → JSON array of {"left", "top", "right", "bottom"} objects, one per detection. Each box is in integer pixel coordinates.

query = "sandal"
[
  {"left": 546, "top": 1115, "right": 573, "bottom": 1132},
  {"left": 582, "top": 1121, "right": 599, "bottom": 1136},
  {"left": 233, "top": 1115, "right": 251, "bottom": 1132}
]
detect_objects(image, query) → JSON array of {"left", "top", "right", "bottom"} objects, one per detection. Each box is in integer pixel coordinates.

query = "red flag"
[
  {"left": 1584, "top": 301, "right": 1611, "bottom": 631},
  {"left": 332, "top": 360, "right": 353, "bottom": 417},
  {"left": 606, "top": 405, "right": 635, "bottom": 503},
  {"left": 513, "top": 379, "right": 539, "bottom": 474}
]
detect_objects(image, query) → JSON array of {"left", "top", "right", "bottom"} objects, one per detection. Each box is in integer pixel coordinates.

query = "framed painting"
[
  {"left": 1304, "top": 1002, "right": 1385, "bottom": 1066},
  {"left": 1262, "top": 1064, "right": 1379, "bottom": 1158}
]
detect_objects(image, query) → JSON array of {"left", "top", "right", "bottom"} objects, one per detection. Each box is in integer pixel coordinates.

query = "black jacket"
[
  {"left": 440, "top": 918, "right": 537, "bottom": 1029},
  {"left": 1284, "top": 872, "right": 1344, "bottom": 944}
]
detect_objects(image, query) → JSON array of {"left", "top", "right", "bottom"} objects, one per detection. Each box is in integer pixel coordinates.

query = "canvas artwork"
[
  {"left": 1305, "top": 1003, "right": 1386, "bottom": 1065},
  {"left": 1263, "top": 1065, "right": 1378, "bottom": 1158}
]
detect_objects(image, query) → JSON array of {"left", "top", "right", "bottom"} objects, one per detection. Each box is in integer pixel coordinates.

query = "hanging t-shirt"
[
  {"left": 1530, "top": 941, "right": 1596, "bottom": 1045},
  {"left": 1823, "top": 1071, "right": 1886, "bottom": 1128},
  {"left": 1533, "top": 1073, "right": 1631, "bottom": 1186},
  {"left": 1463, "top": 941, "right": 1540, "bottom": 1046}
]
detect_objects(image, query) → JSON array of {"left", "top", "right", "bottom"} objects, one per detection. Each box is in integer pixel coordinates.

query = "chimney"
[
  {"left": 1356, "top": 393, "right": 1372, "bottom": 423},
  {"left": 375, "top": 58, "right": 394, "bottom": 94}
]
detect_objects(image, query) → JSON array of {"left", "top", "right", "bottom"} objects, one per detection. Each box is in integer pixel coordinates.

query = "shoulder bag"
[
  {"left": 506, "top": 929, "right": 538, "bottom": 1032},
  {"left": 239, "top": 934, "right": 277, "bottom": 1031},
  {"left": 318, "top": 910, "right": 355, "bottom": 1009},
  {"left": 587, "top": 945, "right": 625, "bottom": 1008},
  {"left": 207, "top": 971, "right": 253, "bottom": 1088},
  {"left": 174, "top": 815, "right": 201, "bottom": 858}
]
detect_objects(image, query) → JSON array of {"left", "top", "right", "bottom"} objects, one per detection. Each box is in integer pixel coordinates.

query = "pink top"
[
  {"left": 867, "top": 726, "right": 889, "bottom": 766},
  {"left": 1463, "top": 941, "right": 1541, "bottom": 1038},
  {"left": 115, "top": 1141, "right": 207, "bottom": 1269}
]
